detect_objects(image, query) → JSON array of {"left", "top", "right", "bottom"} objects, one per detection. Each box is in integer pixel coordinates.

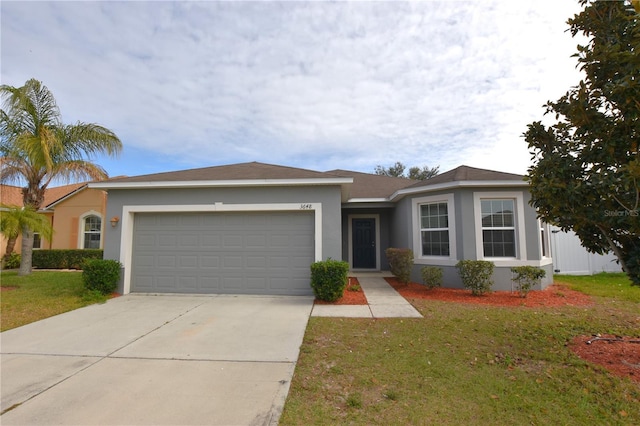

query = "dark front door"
[{"left": 352, "top": 218, "right": 376, "bottom": 269}]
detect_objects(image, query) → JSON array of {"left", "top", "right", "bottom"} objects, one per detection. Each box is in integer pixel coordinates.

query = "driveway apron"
[{"left": 1, "top": 294, "right": 314, "bottom": 425}]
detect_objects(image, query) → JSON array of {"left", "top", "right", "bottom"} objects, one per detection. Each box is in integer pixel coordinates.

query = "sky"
[{"left": 1, "top": 0, "right": 586, "bottom": 179}]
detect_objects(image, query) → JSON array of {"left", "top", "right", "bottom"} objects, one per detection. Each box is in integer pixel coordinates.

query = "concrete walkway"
[{"left": 311, "top": 272, "right": 422, "bottom": 318}]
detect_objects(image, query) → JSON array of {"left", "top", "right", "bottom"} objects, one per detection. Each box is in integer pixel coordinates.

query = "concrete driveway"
[{"left": 0, "top": 294, "right": 314, "bottom": 425}]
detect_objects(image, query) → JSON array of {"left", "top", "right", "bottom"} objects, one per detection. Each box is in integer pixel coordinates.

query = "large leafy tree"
[
  {"left": 524, "top": 0, "right": 640, "bottom": 285},
  {"left": 374, "top": 161, "right": 439, "bottom": 180},
  {"left": 0, "top": 78, "right": 122, "bottom": 275}
]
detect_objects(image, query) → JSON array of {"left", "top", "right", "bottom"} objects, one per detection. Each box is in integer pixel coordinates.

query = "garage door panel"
[
  {"left": 156, "top": 276, "right": 177, "bottom": 290},
  {"left": 246, "top": 277, "right": 267, "bottom": 290},
  {"left": 201, "top": 256, "right": 220, "bottom": 268},
  {"left": 246, "top": 256, "right": 266, "bottom": 268},
  {"left": 223, "top": 235, "right": 243, "bottom": 248},
  {"left": 201, "top": 234, "right": 221, "bottom": 247},
  {"left": 246, "top": 235, "right": 266, "bottom": 248},
  {"left": 131, "top": 211, "right": 314, "bottom": 295},
  {"left": 179, "top": 235, "right": 198, "bottom": 247},
  {"left": 292, "top": 235, "right": 313, "bottom": 247},
  {"left": 158, "top": 235, "right": 177, "bottom": 248},
  {"left": 179, "top": 256, "right": 198, "bottom": 268},
  {"left": 223, "top": 255, "right": 243, "bottom": 269},
  {"left": 199, "top": 277, "right": 220, "bottom": 290},
  {"left": 178, "top": 277, "right": 198, "bottom": 290}
]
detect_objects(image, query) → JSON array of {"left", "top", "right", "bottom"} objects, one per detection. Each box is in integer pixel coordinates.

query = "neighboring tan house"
[
  {"left": 0, "top": 183, "right": 107, "bottom": 257},
  {"left": 90, "top": 162, "right": 554, "bottom": 295}
]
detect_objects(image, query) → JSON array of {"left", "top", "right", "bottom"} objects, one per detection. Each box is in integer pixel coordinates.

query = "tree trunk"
[
  {"left": 20, "top": 186, "right": 46, "bottom": 276},
  {"left": 597, "top": 225, "right": 629, "bottom": 276},
  {"left": 18, "top": 225, "right": 33, "bottom": 276},
  {"left": 4, "top": 234, "right": 18, "bottom": 257}
]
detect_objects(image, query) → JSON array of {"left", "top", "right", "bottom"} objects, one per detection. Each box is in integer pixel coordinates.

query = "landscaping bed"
[
  {"left": 314, "top": 277, "right": 367, "bottom": 305},
  {"left": 386, "top": 277, "right": 593, "bottom": 308}
]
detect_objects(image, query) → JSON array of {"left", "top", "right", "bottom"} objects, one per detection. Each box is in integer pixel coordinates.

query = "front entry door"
[{"left": 352, "top": 218, "right": 377, "bottom": 269}]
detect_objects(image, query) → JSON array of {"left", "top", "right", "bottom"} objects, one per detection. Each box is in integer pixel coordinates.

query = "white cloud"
[{"left": 1, "top": 0, "right": 584, "bottom": 176}]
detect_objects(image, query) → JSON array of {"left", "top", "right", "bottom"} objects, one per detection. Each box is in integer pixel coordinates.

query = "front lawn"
[
  {"left": 555, "top": 272, "right": 640, "bottom": 303},
  {"left": 281, "top": 274, "right": 640, "bottom": 425},
  {"left": 0, "top": 271, "right": 108, "bottom": 332}
]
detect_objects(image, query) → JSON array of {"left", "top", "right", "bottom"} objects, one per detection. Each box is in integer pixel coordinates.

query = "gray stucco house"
[{"left": 90, "top": 162, "right": 554, "bottom": 295}]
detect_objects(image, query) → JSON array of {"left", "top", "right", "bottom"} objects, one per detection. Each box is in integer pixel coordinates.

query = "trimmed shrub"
[
  {"left": 2, "top": 252, "right": 21, "bottom": 269},
  {"left": 385, "top": 248, "right": 414, "bottom": 284},
  {"left": 511, "top": 266, "right": 546, "bottom": 298},
  {"left": 82, "top": 259, "right": 122, "bottom": 294},
  {"left": 421, "top": 266, "right": 443, "bottom": 289},
  {"left": 310, "top": 259, "right": 349, "bottom": 302},
  {"left": 456, "top": 260, "right": 494, "bottom": 296},
  {"left": 33, "top": 249, "right": 103, "bottom": 269}
]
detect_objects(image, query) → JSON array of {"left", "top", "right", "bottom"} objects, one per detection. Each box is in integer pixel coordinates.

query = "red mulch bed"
[
  {"left": 385, "top": 277, "right": 593, "bottom": 308},
  {"left": 314, "top": 277, "right": 367, "bottom": 305}
]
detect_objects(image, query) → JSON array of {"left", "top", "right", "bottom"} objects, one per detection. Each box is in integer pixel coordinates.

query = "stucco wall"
[
  {"left": 392, "top": 186, "right": 554, "bottom": 290},
  {"left": 50, "top": 189, "right": 107, "bottom": 249}
]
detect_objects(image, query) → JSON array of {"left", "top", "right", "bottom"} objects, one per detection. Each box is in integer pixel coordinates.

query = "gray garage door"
[{"left": 131, "top": 211, "right": 314, "bottom": 295}]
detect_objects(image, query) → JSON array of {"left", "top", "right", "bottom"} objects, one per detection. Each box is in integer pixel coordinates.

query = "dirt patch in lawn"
[
  {"left": 569, "top": 335, "right": 640, "bottom": 385},
  {"left": 314, "top": 277, "right": 367, "bottom": 305},
  {"left": 0, "top": 286, "right": 19, "bottom": 291}
]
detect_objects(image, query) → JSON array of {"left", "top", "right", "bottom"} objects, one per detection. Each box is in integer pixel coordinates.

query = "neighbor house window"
[
  {"left": 83, "top": 215, "right": 102, "bottom": 249},
  {"left": 481, "top": 199, "right": 516, "bottom": 257},
  {"left": 420, "top": 202, "right": 450, "bottom": 256},
  {"left": 33, "top": 233, "right": 41, "bottom": 249}
]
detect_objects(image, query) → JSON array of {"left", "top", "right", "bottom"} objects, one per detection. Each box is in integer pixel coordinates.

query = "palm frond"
[{"left": 0, "top": 204, "right": 53, "bottom": 241}]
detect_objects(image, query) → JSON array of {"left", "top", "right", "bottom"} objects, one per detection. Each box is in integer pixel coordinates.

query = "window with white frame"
[
  {"left": 539, "top": 220, "right": 550, "bottom": 258},
  {"left": 481, "top": 199, "right": 516, "bottom": 257},
  {"left": 420, "top": 202, "right": 450, "bottom": 256},
  {"left": 33, "top": 233, "right": 42, "bottom": 249},
  {"left": 83, "top": 215, "right": 102, "bottom": 249}
]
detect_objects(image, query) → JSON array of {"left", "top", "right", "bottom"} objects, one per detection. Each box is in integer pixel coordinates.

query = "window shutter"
[{"left": 70, "top": 217, "right": 79, "bottom": 248}]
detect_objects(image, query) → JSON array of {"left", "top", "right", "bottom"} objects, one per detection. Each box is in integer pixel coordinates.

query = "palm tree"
[
  {"left": 0, "top": 78, "right": 122, "bottom": 275},
  {"left": 0, "top": 205, "right": 53, "bottom": 268}
]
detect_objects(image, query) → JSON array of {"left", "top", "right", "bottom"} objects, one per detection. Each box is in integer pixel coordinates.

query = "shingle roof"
[
  {"left": 0, "top": 184, "right": 23, "bottom": 206},
  {"left": 0, "top": 183, "right": 87, "bottom": 209},
  {"left": 406, "top": 165, "right": 525, "bottom": 189},
  {"left": 42, "top": 183, "right": 87, "bottom": 208},
  {"left": 90, "top": 162, "right": 526, "bottom": 201},
  {"left": 326, "top": 169, "right": 417, "bottom": 199},
  {"left": 102, "top": 162, "right": 338, "bottom": 183}
]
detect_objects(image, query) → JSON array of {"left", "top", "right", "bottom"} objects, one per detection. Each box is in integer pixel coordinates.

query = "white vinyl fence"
[{"left": 549, "top": 226, "right": 622, "bottom": 275}]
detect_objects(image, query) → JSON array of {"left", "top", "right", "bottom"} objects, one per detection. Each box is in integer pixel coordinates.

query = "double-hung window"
[
  {"left": 481, "top": 199, "right": 516, "bottom": 257},
  {"left": 420, "top": 202, "right": 450, "bottom": 256},
  {"left": 33, "top": 233, "right": 42, "bottom": 249},
  {"left": 83, "top": 215, "right": 102, "bottom": 249}
]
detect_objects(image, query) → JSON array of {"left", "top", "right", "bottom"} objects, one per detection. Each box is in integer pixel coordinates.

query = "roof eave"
[
  {"left": 43, "top": 185, "right": 89, "bottom": 210},
  {"left": 389, "top": 180, "right": 529, "bottom": 201},
  {"left": 88, "top": 177, "right": 354, "bottom": 190}
]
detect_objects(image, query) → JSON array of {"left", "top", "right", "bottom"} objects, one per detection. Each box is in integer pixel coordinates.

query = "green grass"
[
  {"left": 281, "top": 275, "right": 640, "bottom": 425},
  {"left": 555, "top": 272, "right": 640, "bottom": 303},
  {"left": 1, "top": 271, "right": 108, "bottom": 331}
]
